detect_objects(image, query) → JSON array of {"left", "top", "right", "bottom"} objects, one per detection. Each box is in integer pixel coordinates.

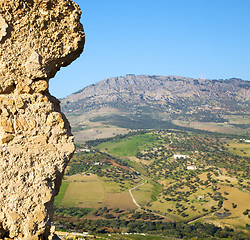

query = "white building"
[
  {"left": 187, "top": 166, "right": 197, "bottom": 170},
  {"left": 174, "top": 154, "right": 186, "bottom": 159}
]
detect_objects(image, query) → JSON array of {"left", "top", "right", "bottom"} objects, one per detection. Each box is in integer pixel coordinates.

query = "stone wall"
[{"left": 0, "top": 1, "right": 84, "bottom": 239}]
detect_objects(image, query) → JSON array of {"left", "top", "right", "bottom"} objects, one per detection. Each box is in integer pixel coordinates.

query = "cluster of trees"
[
  {"left": 54, "top": 218, "right": 248, "bottom": 239},
  {"left": 129, "top": 211, "right": 162, "bottom": 221},
  {"left": 128, "top": 130, "right": 249, "bottom": 219},
  {"left": 54, "top": 207, "right": 92, "bottom": 219},
  {"left": 65, "top": 150, "right": 139, "bottom": 191},
  {"left": 138, "top": 131, "right": 248, "bottom": 187}
]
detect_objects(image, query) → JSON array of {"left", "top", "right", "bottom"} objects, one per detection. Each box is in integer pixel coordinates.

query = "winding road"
[
  {"left": 128, "top": 167, "right": 172, "bottom": 220},
  {"left": 129, "top": 175, "right": 147, "bottom": 208}
]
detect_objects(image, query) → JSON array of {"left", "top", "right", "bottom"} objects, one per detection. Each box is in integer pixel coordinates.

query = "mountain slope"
[{"left": 61, "top": 75, "right": 250, "bottom": 139}]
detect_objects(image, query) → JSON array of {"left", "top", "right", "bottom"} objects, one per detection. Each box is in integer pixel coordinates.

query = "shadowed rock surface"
[{"left": 0, "top": 0, "right": 84, "bottom": 239}]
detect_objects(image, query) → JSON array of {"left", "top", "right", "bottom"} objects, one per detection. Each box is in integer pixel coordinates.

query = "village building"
[
  {"left": 76, "top": 149, "right": 91, "bottom": 153},
  {"left": 187, "top": 166, "right": 197, "bottom": 170},
  {"left": 174, "top": 154, "right": 186, "bottom": 159}
]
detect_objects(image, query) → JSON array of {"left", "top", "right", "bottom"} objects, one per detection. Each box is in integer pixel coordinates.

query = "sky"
[{"left": 50, "top": 0, "right": 250, "bottom": 98}]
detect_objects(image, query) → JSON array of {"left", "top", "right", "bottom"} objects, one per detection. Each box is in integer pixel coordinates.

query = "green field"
[
  {"left": 56, "top": 174, "right": 136, "bottom": 210},
  {"left": 54, "top": 182, "right": 69, "bottom": 205},
  {"left": 61, "top": 181, "right": 105, "bottom": 208},
  {"left": 224, "top": 115, "right": 250, "bottom": 125},
  {"left": 58, "top": 175, "right": 105, "bottom": 208},
  {"left": 133, "top": 182, "right": 155, "bottom": 206},
  {"left": 97, "top": 133, "right": 159, "bottom": 157},
  {"left": 132, "top": 180, "right": 163, "bottom": 206},
  {"left": 227, "top": 141, "right": 250, "bottom": 156}
]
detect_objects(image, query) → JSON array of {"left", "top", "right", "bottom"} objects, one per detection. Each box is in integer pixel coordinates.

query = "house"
[
  {"left": 174, "top": 154, "right": 186, "bottom": 159},
  {"left": 94, "top": 162, "right": 105, "bottom": 166},
  {"left": 76, "top": 149, "right": 91, "bottom": 153},
  {"left": 187, "top": 166, "right": 197, "bottom": 170},
  {"left": 82, "top": 149, "right": 91, "bottom": 152},
  {"left": 239, "top": 139, "right": 250, "bottom": 143}
]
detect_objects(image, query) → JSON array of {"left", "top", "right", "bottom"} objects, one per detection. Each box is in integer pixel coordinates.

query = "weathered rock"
[
  {"left": 0, "top": 0, "right": 84, "bottom": 239},
  {"left": 0, "top": 15, "right": 8, "bottom": 42}
]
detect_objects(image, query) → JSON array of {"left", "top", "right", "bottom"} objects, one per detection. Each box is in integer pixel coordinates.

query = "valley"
[
  {"left": 54, "top": 130, "right": 250, "bottom": 239},
  {"left": 54, "top": 75, "right": 250, "bottom": 239}
]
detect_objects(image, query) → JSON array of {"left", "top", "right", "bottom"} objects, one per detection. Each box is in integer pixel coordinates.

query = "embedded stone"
[
  {"left": 0, "top": 118, "right": 14, "bottom": 133},
  {"left": 25, "top": 51, "right": 46, "bottom": 79},
  {"left": 1, "top": 134, "right": 14, "bottom": 144}
]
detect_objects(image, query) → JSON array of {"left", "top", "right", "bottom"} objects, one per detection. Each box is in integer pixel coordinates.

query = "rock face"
[
  {"left": 63, "top": 75, "right": 250, "bottom": 109},
  {"left": 0, "top": 1, "right": 84, "bottom": 239},
  {"left": 62, "top": 75, "right": 250, "bottom": 119}
]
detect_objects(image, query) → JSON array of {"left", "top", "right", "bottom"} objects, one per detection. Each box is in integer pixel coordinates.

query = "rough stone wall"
[{"left": 0, "top": 0, "right": 84, "bottom": 239}]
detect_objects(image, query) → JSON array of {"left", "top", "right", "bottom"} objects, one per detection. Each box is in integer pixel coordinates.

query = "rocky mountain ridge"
[{"left": 62, "top": 75, "right": 250, "bottom": 124}]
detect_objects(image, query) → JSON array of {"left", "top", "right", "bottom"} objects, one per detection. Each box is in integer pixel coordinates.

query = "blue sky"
[{"left": 50, "top": 0, "right": 250, "bottom": 98}]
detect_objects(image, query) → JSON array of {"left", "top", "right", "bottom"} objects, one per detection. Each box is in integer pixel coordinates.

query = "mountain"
[{"left": 61, "top": 75, "right": 250, "bottom": 141}]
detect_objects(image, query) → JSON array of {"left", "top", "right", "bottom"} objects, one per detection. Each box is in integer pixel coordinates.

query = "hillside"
[
  {"left": 54, "top": 130, "right": 250, "bottom": 238},
  {"left": 61, "top": 75, "right": 250, "bottom": 141}
]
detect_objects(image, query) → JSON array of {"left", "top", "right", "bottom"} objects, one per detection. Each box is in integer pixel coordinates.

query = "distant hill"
[{"left": 61, "top": 75, "right": 250, "bottom": 140}]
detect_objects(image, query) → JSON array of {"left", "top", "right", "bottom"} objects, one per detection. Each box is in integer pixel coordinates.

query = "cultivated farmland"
[{"left": 54, "top": 130, "right": 250, "bottom": 237}]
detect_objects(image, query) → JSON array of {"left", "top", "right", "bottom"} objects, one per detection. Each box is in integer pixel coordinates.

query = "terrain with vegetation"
[
  {"left": 54, "top": 130, "right": 250, "bottom": 239},
  {"left": 55, "top": 75, "right": 250, "bottom": 239},
  {"left": 61, "top": 75, "right": 250, "bottom": 142}
]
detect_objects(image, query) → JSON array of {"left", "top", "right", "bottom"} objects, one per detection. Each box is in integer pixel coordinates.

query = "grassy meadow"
[
  {"left": 97, "top": 133, "right": 159, "bottom": 157},
  {"left": 55, "top": 174, "right": 136, "bottom": 210},
  {"left": 227, "top": 141, "right": 250, "bottom": 157},
  {"left": 54, "top": 182, "right": 69, "bottom": 205}
]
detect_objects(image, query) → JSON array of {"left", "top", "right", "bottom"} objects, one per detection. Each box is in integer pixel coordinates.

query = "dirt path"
[
  {"left": 129, "top": 175, "right": 147, "bottom": 208},
  {"left": 128, "top": 167, "right": 172, "bottom": 220}
]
